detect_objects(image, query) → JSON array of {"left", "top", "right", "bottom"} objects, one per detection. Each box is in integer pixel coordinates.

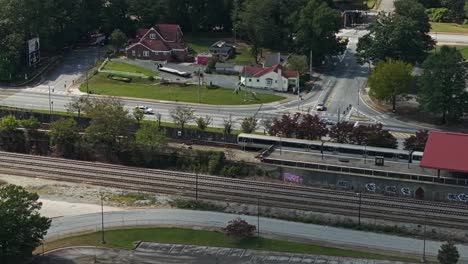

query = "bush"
[
  {"left": 148, "top": 76, "right": 155, "bottom": 81},
  {"left": 172, "top": 199, "right": 225, "bottom": 211},
  {"left": 427, "top": 8, "right": 449, "bottom": 22},
  {"left": 223, "top": 218, "right": 256, "bottom": 238},
  {"left": 108, "top": 75, "right": 132, "bottom": 83}
]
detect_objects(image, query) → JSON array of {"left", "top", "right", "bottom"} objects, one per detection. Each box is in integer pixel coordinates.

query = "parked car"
[
  {"left": 316, "top": 103, "right": 326, "bottom": 111},
  {"left": 135, "top": 106, "right": 154, "bottom": 114}
]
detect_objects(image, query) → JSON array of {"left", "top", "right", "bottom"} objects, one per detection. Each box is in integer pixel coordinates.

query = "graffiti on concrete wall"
[{"left": 282, "top": 173, "right": 303, "bottom": 184}]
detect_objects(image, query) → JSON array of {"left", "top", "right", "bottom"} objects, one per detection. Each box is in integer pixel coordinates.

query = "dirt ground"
[{"left": 168, "top": 142, "right": 260, "bottom": 163}]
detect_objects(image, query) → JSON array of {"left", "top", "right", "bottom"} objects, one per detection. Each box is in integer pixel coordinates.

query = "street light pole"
[
  {"left": 422, "top": 213, "right": 427, "bottom": 263},
  {"left": 257, "top": 196, "right": 260, "bottom": 237},
  {"left": 101, "top": 194, "right": 106, "bottom": 244},
  {"left": 48, "top": 85, "right": 52, "bottom": 122},
  {"left": 356, "top": 192, "right": 362, "bottom": 227},
  {"left": 195, "top": 171, "right": 199, "bottom": 201}
]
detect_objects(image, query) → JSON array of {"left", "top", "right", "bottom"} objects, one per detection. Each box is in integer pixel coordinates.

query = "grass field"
[
  {"left": 366, "top": 0, "right": 376, "bottom": 9},
  {"left": 433, "top": 45, "right": 468, "bottom": 59},
  {"left": 103, "top": 61, "right": 158, "bottom": 77},
  {"left": 81, "top": 74, "right": 285, "bottom": 105},
  {"left": 40, "top": 227, "right": 414, "bottom": 262},
  {"left": 430, "top": 22, "right": 468, "bottom": 34}
]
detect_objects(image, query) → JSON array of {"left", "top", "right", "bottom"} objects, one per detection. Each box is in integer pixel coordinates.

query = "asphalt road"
[
  {"left": 46, "top": 209, "right": 468, "bottom": 261},
  {"left": 377, "top": 0, "right": 395, "bottom": 12}
]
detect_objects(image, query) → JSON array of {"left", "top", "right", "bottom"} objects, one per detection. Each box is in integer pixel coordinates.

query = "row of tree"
[
  {"left": 359, "top": 0, "right": 467, "bottom": 124},
  {"left": 418, "top": 0, "right": 468, "bottom": 23}
]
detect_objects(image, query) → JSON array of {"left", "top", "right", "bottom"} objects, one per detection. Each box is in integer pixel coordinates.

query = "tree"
[
  {"left": 223, "top": 115, "right": 235, "bottom": 135},
  {"left": 83, "top": 97, "right": 135, "bottom": 159},
  {"left": 223, "top": 217, "right": 256, "bottom": 238},
  {"left": 129, "top": 0, "right": 164, "bottom": 28},
  {"left": 50, "top": 119, "right": 80, "bottom": 158},
  {"left": 19, "top": 117, "right": 40, "bottom": 152},
  {"left": 356, "top": 14, "right": 434, "bottom": 64},
  {"left": 351, "top": 124, "right": 398, "bottom": 149},
  {"left": 404, "top": 130, "right": 429, "bottom": 151},
  {"left": 135, "top": 122, "right": 167, "bottom": 152},
  {"left": 195, "top": 116, "right": 212, "bottom": 131},
  {"left": 297, "top": 114, "right": 328, "bottom": 140},
  {"left": 368, "top": 59, "right": 413, "bottom": 112},
  {"left": 170, "top": 106, "right": 195, "bottom": 130},
  {"left": 418, "top": 46, "right": 468, "bottom": 124},
  {"left": 0, "top": 115, "right": 24, "bottom": 152},
  {"left": 241, "top": 116, "right": 257, "bottom": 133},
  {"left": 133, "top": 108, "right": 145, "bottom": 124},
  {"left": 295, "top": 0, "right": 345, "bottom": 66},
  {"left": 270, "top": 113, "right": 300, "bottom": 137},
  {"left": 438, "top": 241, "right": 460, "bottom": 264},
  {"left": 329, "top": 122, "right": 354, "bottom": 143},
  {"left": 287, "top": 55, "right": 308, "bottom": 74},
  {"left": 0, "top": 185, "right": 51, "bottom": 263},
  {"left": 110, "top": 29, "right": 127, "bottom": 53},
  {"left": 395, "top": 0, "right": 431, "bottom": 33},
  {"left": 260, "top": 117, "right": 273, "bottom": 135},
  {"left": 67, "top": 96, "right": 89, "bottom": 121}
]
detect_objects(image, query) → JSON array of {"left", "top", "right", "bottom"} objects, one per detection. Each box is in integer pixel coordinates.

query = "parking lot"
[{"left": 32, "top": 242, "right": 410, "bottom": 264}]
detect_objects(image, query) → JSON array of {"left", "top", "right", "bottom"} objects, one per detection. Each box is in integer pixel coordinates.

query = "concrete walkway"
[{"left": 47, "top": 209, "right": 468, "bottom": 261}]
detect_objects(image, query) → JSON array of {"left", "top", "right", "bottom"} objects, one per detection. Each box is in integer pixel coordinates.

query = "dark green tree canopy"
[
  {"left": 0, "top": 184, "right": 51, "bottom": 263},
  {"left": 418, "top": 45, "right": 468, "bottom": 124},
  {"left": 438, "top": 240, "right": 460, "bottom": 264}
]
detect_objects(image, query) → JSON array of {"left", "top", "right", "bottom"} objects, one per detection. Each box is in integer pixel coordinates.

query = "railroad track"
[{"left": 1, "top": 151, "right": 468, "bottom": 229}]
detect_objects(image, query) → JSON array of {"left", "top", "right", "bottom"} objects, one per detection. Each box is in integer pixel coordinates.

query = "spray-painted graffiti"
[
  {"left": 282, "top": 173, "right": 303, "bottom": 184},
  {"left": 365, "top": 183, "right": 377, "bottom": 192},
  {"left": 401, "top": 187, "right": 412, "bottom": 196}
]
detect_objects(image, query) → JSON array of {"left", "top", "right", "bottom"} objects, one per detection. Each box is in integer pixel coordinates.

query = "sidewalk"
[{"left": 47, "top": 209, "right": 468, "bottom": 261}]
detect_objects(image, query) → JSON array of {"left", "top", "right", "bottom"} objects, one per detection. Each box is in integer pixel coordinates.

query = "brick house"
[{"left": 126, "top": 24, "right": 188, "bottom": 62}]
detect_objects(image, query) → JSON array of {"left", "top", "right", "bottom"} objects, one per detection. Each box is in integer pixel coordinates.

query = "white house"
[{"left": 240, "top": 64, "right": 299, "bottom": 92}]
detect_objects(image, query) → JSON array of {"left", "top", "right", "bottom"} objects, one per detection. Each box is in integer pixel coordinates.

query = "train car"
[{"left": 238, "top": 133, "right": 421, "bottom": 163}]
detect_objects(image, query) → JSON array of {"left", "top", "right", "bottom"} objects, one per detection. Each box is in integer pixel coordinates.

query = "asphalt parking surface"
[{"left": 32, "top": 242, "right": 412, "bottom": 264}]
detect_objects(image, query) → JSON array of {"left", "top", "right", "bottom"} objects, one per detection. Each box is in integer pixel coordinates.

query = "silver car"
[{"left": 136, "top": 106, "right": 154, "bottom": 114}]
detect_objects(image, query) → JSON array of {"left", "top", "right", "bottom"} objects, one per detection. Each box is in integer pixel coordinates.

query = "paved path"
[
  {"left": 47, "top": 209, "right": 468, "bottom": 261},
  {"left": 33, "top": 243, "right": 413, "bottom": 264},
  {"left": 377, "top": 0, "right": 394, "bottom": 12}
]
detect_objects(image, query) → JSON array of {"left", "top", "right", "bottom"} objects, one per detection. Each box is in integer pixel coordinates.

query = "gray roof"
[
  {"left": 215, "top": 62, "right": 236, "bottom": 69},
  {"left": 264, "top": 52, "right": 290, "bottom": 67}
]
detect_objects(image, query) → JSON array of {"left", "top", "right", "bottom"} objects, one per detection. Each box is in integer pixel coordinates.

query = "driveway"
[{"left": 112, "top": 58, "right": 240, "bottom": 89}]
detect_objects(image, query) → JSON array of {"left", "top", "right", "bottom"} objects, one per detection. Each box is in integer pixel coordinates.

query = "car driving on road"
[
  {"left": 135, "top": 106, "right": 154, "bottom": 114},
  {"left": 316, "top": 103, "right": 326, "bottom": 111}
]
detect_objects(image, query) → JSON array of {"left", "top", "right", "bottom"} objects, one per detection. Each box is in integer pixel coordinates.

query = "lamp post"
[
  {"left": 257, "top": 195, "right": 260, "bottom": 237},
  {"left": 101, "top": 194, "right": 106, "bottom": 244},
  {"left": 195, "top": 171, "right": 199, "bottom": 201},
  {"left": 356, "top": 192, "right": 362, "bottom": 227},
  {"left": 422, "top": 213, "right": 427, "bottom": 263}
]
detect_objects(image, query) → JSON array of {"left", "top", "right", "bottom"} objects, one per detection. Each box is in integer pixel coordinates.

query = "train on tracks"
[{"left": 237, "top": 133, "right": 424, "bottom": 163}]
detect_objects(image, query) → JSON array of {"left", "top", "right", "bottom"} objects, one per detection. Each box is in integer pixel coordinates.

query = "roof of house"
[
  {"left": 241, "top": 64, "right": 298, "bottom": 78},
  {"left": 154, "top": 24, "right": 181, "bottom": 42},
  {"left": 128, "top": 24, "right": 186, "bottom": 52},
  {"left": 264, "top": 53, "right": 281, "bottom": 67},
  {"left": 420, "top": 131, "right": 468, "bottom": 173}
]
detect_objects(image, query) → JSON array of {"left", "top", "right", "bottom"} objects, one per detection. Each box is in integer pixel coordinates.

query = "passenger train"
[{"left": 237, "top": 133, "right": 424, "bottom": 163}]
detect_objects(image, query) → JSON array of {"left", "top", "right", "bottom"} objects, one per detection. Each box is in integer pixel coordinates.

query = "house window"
[
  {"left": 249, "top": 79, "right": 252, "bottom": 82},
  {"left": 150, "top": 33, "right": 156, "bottom": 39},
  {"left": 257, "top": 79, "right": 259, "bottom": 82},
  {"left": 143, "top": 51, "right": 149, "bottom": 57},
  {"left": 132, "top": 50, "right": 136, "bottom": 56},
  {"left": 266, "top": 79, "right": 273, "bottom": 86}
]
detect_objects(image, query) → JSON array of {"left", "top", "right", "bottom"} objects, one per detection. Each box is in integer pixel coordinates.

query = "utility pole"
[
  {"left": 422, "top": 214, "right": 427, "bottom": 263},
  {"left": 356, "top": 192, "right": 362, "bottom": 227},
  {"left": 337, "top": 107, "right": 341, "bottom": 123},
  {"left": 101, "top": 194, "right": 106, "bottom": 244},
  {"left": 48, "top": 85, "right": 52, "bottom": 123},
  {"left": 198, "top": 69, "right": 201, "bottom": 104},
  {"left": 309, "top": 49, "right": 313, "bottom": 77},
  {"left": 257, "top": 196, "right": 260, "bottom": 237},
  {"left": 195, "top": 171, "right": 199, "bottom": 201}
]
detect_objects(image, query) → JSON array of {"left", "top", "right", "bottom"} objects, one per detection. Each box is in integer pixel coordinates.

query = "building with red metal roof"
[
  {"left": 420, "top": 131, "right": 468, "bottom": 176},
  {"left": 240, "top": 64, "right": 299, "bottom": 92}
]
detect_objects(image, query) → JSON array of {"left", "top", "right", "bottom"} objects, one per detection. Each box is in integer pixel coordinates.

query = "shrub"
[
  {"left": 426, "top": 8, "right": 449, "bottom": 22},
  {"left": 223, "top": 218, "right": 256, "bottom": 238}
]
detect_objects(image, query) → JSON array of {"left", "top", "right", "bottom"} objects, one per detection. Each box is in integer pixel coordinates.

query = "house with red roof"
[
  {"left": 240, "top": 64, "right": 299, "bottom": 92},
  {"left": 125, "top": 24, "right": 188, "bottom": 62}
]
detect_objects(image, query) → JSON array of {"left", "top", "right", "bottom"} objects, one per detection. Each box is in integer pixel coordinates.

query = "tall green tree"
[
  {"left": 368, "top": 59, "right": 413, "bottom": 112},
  {"left": 0, "top": 184, "right": 51, "bottom": 263},
  {"left": 129, "top": 0, "right": 164, "bottom": 28},
  {"left": 438, "top": 241, "right": 460, "bottom": 264},
  {"left": 135, "top": 122, "right": 167, "bottom": 152},
  {"left": 50, "top": 118, "right": 80, "bottom": 158},
  {"left": 357, "top": 0, "right": 433, "bottom": 65},
  {"left": 418, "top": 46, "right": 468, "bottom": 124},
  {"left": 295, "top": 0, "right": 345, "bottom": 65},
  {"left": 110, "top": 29, "right": 127, "bottom": 52}
]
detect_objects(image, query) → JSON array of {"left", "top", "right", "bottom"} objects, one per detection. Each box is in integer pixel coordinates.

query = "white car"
[
  {"left": 135, "top": 106, "right": 154, "bottom": 114},
  {"left": 316, "top": 103, "right": 326, "bottom": 111}
]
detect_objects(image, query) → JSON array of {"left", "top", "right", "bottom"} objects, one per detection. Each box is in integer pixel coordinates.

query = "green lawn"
[
  {"left": 227, "top": 46, "right": 256, "bottom": 65},
  {"left": 430, "top": 22, "right": 468, "bottom": 34},
  {"left": 40, "top": 227, "right": 414, "bottom": 262},
  {"left": 81, "top": 74, "right": 285, "bottom": 105},
  {"left": 103, "top": 61, "right": 158, "bottom": 77},
  {"left": 433, "top": 45, "right": 468, "bottom": 59},
  {"left": 366, "top": 0, "right": 376, "bottom": 9}
]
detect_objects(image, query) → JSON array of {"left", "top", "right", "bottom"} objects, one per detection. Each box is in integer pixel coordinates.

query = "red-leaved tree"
[
  {"left": 297, "top": 114, "right": 328, "bottom": 140},
  {"left": 329, "top": 122, "right": 354, "bottom": 143},
  {"left": 223, "top": 218, "right": 256, "bottom": 238},
  {"left": 270, "top": 113, "right": 300, "bottom": 137},
  {"left": 404, "top": 130, "right": 429, "bottom": 151}
]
